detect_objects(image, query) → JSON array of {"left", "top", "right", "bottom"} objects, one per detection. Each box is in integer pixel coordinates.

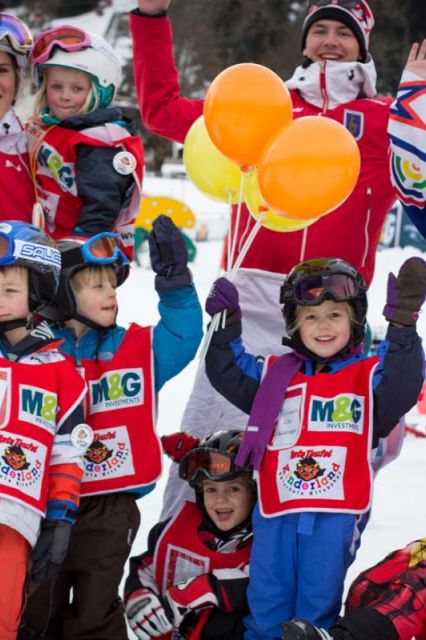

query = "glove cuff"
[
  {"left": 383, "top": 303, "right": 418, "bottom": 326},
  {"left": 155, "top": 269, "right": 193, "bottom": 292}
]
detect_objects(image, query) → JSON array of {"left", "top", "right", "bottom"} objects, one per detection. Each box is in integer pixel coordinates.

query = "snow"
[{"left": 117, "top": 217, "right": 426, "bottom": 608}]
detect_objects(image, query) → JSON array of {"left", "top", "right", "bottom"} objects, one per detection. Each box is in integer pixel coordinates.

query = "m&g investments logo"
[
  {"left": 89, "top": 368, "right": 144, "bottom": 414},
  {"left": 19, "top": 385, "right": 58, "bottom": 432},
  {"left": 308, "top": 394, "right": 364, "bottom": 434}
]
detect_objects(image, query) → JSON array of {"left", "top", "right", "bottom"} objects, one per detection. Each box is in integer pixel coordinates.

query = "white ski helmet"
[
  {"left": 32, "top": 26, "right": 121, "bottom": 109},
  {"left": 0, "top": 13, "right": 33, "bottom": 70}
]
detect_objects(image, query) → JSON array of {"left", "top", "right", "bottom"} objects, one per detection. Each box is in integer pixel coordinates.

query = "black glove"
[
  {"left": 281, "top": 620, "right": 332, "bottom": 639},
  {"left": 148, "top": 214, "right": 192, "bottom": 291},
  {"left": 30, "top": 519, "right": 73, "bottom": 584},
  {"left": 383, "top": 257, "right": 426, "bottom": 326}
]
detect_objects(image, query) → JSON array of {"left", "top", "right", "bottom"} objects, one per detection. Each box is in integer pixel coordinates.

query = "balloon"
[
  {"left": 244, "top": 170, "right": 316, "bottom": 232},
  {"left": 258, "top": 117, "right": 361, "bottom": 220},
  {"left": 135, "top": 196, "right": 196, "bottom": 231},
  {"left": 183, "top": 116, "right": 242, "bottom": 203},
  {"left": 204, "top": 63, "right": 292, "bottom": 168}
]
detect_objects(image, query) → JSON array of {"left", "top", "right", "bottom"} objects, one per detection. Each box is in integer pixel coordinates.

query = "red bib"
[
  {"left": 154, "top": 501, "right": 251, "bottom": 597},
  {"left": 258, "top": 357, "right": 378, "bottom": 517},
  {"left": 79, "top": 324, "right": 161, "bottom": 496},
  {"left": 0, "top": 357, "right": 85, "bottom": 515}
]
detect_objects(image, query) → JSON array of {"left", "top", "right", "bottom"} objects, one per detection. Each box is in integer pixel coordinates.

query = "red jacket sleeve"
[{"left": 130, "top": 11, "right": 203, "bottom": 143}]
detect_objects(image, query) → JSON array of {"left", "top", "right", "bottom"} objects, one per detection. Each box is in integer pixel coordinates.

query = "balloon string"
[
  {"left": 226, "top": 191, "right": 233, "bottom": 269},
  {"left": 300, "top": 225, "right": 308, "bottom": 262},
  {"left": 229, "top": 171, "right": 246, "bottom": 268},
  {"left": 198, "top": 213, "right": 265, "bottom": 364}
]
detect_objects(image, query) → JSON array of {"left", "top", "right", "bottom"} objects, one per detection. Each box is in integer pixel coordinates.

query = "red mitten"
[
  {"left": 165, "top": 574, "right": 218, "bottom": 629},
  {"left": 161, "top": 432, "right": 201, "bottom": 462}
]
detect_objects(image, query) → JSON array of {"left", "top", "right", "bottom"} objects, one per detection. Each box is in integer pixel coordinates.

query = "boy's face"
[
  {"left": 202, "top": 477, "right": 254, "bottom": 531},
  {"left": 0, "top": 268, "right": 30, "bottom": 324},
  {"left": 303, "top": 19, "right": 361, "bottom": 62},
  {"left": 45, "top": 67, "right": 91, "bottom": 120},
  {"left": 73, "top": 268, "right": 117, "bottom": 329},
  {"left": 297, "top": 299, "right": 351, "bottom": 359}
]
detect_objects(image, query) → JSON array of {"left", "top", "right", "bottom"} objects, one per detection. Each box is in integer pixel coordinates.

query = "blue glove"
[
  {"left": 205, "top": 277, "right": 241, "bottom": 323},
  {"left": 383, "top": 257, "right": 426, "bottom": 326},
  {"left": 30, "top": 519, "right": 72, "bottom": 584},
  {"left": 149, "top": 215, "right": 192, "bottom": 291}
]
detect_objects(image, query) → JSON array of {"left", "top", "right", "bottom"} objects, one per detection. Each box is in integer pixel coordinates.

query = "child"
[
  {"left": 0, "top": 220, "right": 87, "bottom": 640},
  {"left": 26, "top": 25, "right": 144, "bottom": 256},
  {"left": 124, "top": 429, "right": 256, "bottom": 640},
  {"left": 19, "top": 214, "right": 203, "bottom": 640},
  {"left": 282, "top": 537, "right": 426, "bottom": 640},
  {"left": 204, "top": 256, "right": 426, "bottom": 639}
]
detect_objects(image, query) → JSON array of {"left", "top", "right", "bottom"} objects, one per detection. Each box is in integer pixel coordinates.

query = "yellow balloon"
[
  {"left": 183, "top": 115, "right": 243, "bottom": 203},
  {"left": 244, "top": 170, "right": 316, "bottom": 232},
  {"left": 135, "top": 196, "right": 196, "bottom": 231}
]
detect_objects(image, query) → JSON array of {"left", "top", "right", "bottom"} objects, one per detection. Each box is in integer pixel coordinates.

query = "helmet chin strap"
[
  {"left": 72, "top": 311, "right": 116, "bottom": 332},
  {"left": 0, "top": 317, "right": 29, "bottom": 333}
]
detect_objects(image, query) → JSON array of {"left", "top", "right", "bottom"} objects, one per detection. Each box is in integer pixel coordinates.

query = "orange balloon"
[
  {"left": 258, "top": 117, "right": 361, "bottom": 220},
  {"left": 244, "top": 170, "right": 317, "bottom": 232},
  {"left": 204, "top": 63, "right": 293, "bottom": 168}
]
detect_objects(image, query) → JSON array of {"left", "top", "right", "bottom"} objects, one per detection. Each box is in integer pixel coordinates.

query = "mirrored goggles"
[
  {"left": 32, "top": 25, "right": 90, "bottom": 66},
  {"left": 0, "top": 14, "right": 33, "bottom": 54},
  {"left": 80, "top": 232, "right": 129, "bottom": 266},
  {"left": 179, "top": 448, "right": 241, "bottom": 483},
  {"left": 283, "top": 273, "right": 359, "bottom": 306},
  {"left": 0, "top": 233, "right": 15, "bottom": 264}
]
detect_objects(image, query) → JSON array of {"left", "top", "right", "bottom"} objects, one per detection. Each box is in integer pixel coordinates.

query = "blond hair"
[
  {"left": 287, "top": 301, "right": 356, "bottom": 336},
  {"left": 32, "top": 69, "right": 99, "bottom": 121},
  {"left": 71, "top": 265, "right": 116, "bottom": 293}
]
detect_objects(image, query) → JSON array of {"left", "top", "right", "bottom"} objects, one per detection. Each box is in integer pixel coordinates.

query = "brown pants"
[{"left": 19, "top": 493, "right": 140, "bottom": 640}]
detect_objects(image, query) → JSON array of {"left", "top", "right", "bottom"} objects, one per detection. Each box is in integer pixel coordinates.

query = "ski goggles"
[
  {"left": 281, "top": 272, "right": 359, "bottom": 306},
  {"left": 0, "top": 14, "right": 33, "bottom": 54},
  {"left": 0, "top": 231, "right": 61, "bottom": 269},
  {"left": 32, "top": 25, "right": 90, "bottom": 66},
  {"left": 179, "top": 448, "right": 243, "bottom": 484},
  {"left": 80, "top": 232, "right": 129, "bottom": 266}
]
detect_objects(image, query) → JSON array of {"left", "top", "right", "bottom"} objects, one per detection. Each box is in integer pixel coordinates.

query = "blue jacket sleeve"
[
  {"left": 153, "top": 286, "right": 203, "bottom": 391},
  {"left": 205, "top": 320, "right": 264, "bottom": 414},
  {"left": 372, "top": 324, "right": 424, "bottom": 446}
]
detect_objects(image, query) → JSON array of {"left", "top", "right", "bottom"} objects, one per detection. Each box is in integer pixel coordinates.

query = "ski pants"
[
  {"left": 0, "top": 525, "right": 30, "bottom": 640},
  {"left": 19, "top": 492, "right": 140, "bottom": 640},
  {"left": 244, "top": 504, "right": 357, "bottom": 640}
]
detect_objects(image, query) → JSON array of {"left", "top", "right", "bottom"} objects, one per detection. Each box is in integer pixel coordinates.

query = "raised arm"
[
  {"left": 130, "top": 0, "right": 203, "bottom": 143},
  {"left": 388, "top": 40, "right": 426, "bottom": 237}
]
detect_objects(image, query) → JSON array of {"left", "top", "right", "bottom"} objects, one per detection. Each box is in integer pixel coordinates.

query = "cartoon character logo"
[
  {"left": 2, "top": 445, "right": 30, "bottom": 471},
  {"left": 84, "top": 439, "right": 113, "bottom": 464},
  {"left": 295, "top": 456, "right": 325, "bottom": 481}
]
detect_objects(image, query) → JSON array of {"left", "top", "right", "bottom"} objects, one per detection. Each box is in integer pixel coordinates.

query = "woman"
[{"left": 0, "top": 13, "right": 34, "bottom": 221}]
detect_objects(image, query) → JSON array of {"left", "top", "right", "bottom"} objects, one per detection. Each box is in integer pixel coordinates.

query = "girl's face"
[
  {"left": 0, "top": 51, "right": 17, "bottom": 119},
  {"left": 45, "top": 67, "right": 91, "bottom": 119},
  {"left": 202, "top": 477, "right": 254, "bottom": 532},
  {"left": 303, "top": 19, "right": 361, "bottom": 62},
  {"left": 297, "top": 299, "right": 352, "bottom": 360}
]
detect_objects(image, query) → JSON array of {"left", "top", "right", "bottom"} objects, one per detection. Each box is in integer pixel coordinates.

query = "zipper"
[{"left": 361, "top": 186, "right": 372, "bottom": 268}]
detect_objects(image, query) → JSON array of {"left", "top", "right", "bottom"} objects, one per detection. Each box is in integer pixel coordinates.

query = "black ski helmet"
[
  {"left": 280, "top": 257, "right": 368, "bottom": 350},
  {"left": 179, "top": 430, "right": 253, "bottom": 488},
  {"left": 0, "top": 220, "right": 60, "bottom": 320},
  {"left": 41, "top": 232, "right": 129, "bottom": 326}
]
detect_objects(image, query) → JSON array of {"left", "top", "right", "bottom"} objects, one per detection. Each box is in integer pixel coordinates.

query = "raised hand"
[
  {"left": 383, "top": 257, "right": 426, "bottom": 326},
  {"left": 405, "top": 40, "right": 426, "bottom": 80},
  {"left": 138, "top": 0, "right": 171, "bottom": 15}
]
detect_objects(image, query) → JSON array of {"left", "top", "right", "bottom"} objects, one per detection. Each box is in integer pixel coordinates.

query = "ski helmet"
[
  {"left": 41, "top": 232, "right": 129, "bottom": 326},
  {"left": 32, "top": 26, "right": 121, "bottom": 109},
  {"left": 0, "top": 221, "right": 61, "bottom": 326},
  {"left": 179, "top": 430, "right": 253, "bottom": 488},
  {"left": 280, "top": 257, "right": 367, "bottom": 349},
  {"left": 0, "top": 13, "right": 33, "bottom": 70}
]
